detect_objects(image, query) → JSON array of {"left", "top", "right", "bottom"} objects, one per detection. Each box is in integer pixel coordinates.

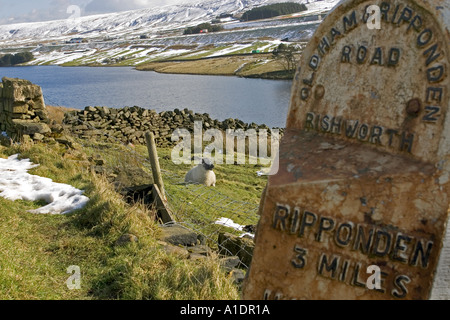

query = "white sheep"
[{"left": 185, "top": 158, "right": 216, "bottom": 187}]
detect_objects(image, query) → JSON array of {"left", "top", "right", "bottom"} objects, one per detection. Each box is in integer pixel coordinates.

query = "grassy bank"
[
  {"left": 136, "top": 54, "right": 294, "bottom": 79},
  {"left": 0, "top": 136, "right": 245, "bottom": 299}
]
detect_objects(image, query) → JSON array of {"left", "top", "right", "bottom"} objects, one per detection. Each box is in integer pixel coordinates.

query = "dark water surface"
[{"left": 0, "top": 66, "right": 293, "bottom": 128}]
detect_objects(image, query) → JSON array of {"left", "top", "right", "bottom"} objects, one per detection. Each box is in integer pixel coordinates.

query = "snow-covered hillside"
[{"left": 0, "top": 0, "right": 340, "bottom": 45}]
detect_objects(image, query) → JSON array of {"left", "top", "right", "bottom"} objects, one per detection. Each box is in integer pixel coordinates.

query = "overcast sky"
[{"left": 0, "top": 0, "right": 194, "bottom": 25}]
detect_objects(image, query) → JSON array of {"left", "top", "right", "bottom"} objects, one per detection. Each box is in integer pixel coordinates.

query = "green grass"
[
  {"left": 166, "top": 45, "right": 231, "bottom": 61},
  {"left": 0, "top": 198, "right": 90, "bottom": 299},
  {"left": 77, "top": 139, "right": 267, "bottom": 229},
  {"left": 0, "top": 141, "right": 241, "bottom": 300}
]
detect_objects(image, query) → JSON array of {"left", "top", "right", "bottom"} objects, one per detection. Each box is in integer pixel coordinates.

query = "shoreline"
[{"left": 4, "top": 61, "right": 295, "bottom": 81}]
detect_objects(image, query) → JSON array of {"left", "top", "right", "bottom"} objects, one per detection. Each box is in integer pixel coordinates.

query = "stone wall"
[
  {"left": 63, "top": 105, "right": 283, "bottom": 147},
  {"left": 0, "top": 77, "right": 51, "bottom": 140}
]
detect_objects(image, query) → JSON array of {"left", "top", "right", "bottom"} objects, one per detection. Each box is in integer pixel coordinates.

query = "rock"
[
  {"left": 188, "top": 245, "right": 212, "bottom": 257},
  {"left": 159, "top": 241, "right": 190, "bottom": 259},
  {"left": 62, "top": 149, "right": 87, "bottom": 161},
  {"left": 220, "top": 256, "right": 241, "bottom": 272},
  {"left": 12, "top": 120, "right": 51, "bottom": 135},
  {"left": 21, "top": 134, "right": 33, "bottom": 145},
  {"left": 189, "top": 253, "right": 207, "bottom": 261},
  {"left": 50, "top": 123, "right": 64, "bottom": 133},
  {"left": 218, "top": 232, "right": 254, "bottom": 267},
  {"left": 85, "top": 106, "right": 97, "bottom": 112},
  {"left": 12, "top": 104, "right": 29, "bottom": 114},
  {"left": 229, "top": 269, "right": 246, "bottom": 285},
  {"left": 243, "top": 225, "right": 257, "bottom": 234},
  {"left": 159, "top": 224, "right": 198, "bottom": 247},
  {"left": 56, "top": 136, "right": 79, "bottom": 149},
  {"left": 88, "top": 154, "right": 105, "bottom": 166},
  {"left": 33, "top": 133, "right": 45, "bottom": 141},
  {"left": 115, "top": 233, "right": 138, "bottom": 246},
  {"left": 0, "top": 134, "right": 12, "bottom": 147},
  {"left": 91, "top": 165, "right": 108, "bottom": 175}
]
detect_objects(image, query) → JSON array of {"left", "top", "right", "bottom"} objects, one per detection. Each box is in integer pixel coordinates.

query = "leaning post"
[{"left": 145, "top": 131, "right": 166, "bottom": 201}]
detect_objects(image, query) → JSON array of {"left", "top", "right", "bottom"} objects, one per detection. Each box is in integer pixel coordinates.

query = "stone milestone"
[{"left": 243, "top": 0, "right": 450, "bottom": 300}]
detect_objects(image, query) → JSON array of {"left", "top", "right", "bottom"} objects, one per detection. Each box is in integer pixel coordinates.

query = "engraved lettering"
[
  {"left": 353, "top": 225, "right": 374, "bottom": 254},
  {"left": 291, "top": 245, "right": 308, "bottom": 269},
  {"left": 330, "top": 117, "right": 342, "bottom": 134},
  {"left": 392, "top": 233, "right": 412, "bottom": 263},
  {"left": 387, "top": 48, "right": 401, "bottom": 66},
  {"left": 318, "top": 253, "right": 340, "bottom": 279},
  {"left": 400, "top": 132, "right": 414, "bottom": 153},
  {"left": 335, "top": 223, "right": 354, "bottom": 247},
  {"left": 426, "top": 87, "right": 443, "bottom": 103},
  {"left": 357, "top": 46, "right": 368, "bottom": 64},
  {"left": 345, "top": 120, "right": 359, "bottom": 138},
  {"left": 305, "top": 112, "right": 315, "bottom": 129},
  {"left": 407, "top": 15, "right": 422, "bottom": 32},
  {"left": 299, "top": 211, "right": 318, "bottom": 237},
  {"left": 321, "top": 115, "right": 331, "bottom": 132},
  {"left": 316, "top": 216, "right": 335, "bottom": 242},
  {"left": 423, "top": 43, "right": 441, "bottom": 66},
  {"left": 379, "top": 2, "right": 390, "bottom": 22},
  {"left": 372, "top": 230, "right": 393, "bottom": 257},
  {"left": 427, "top": 65, "right": 444, "bottom": 83},
  {"left": 309, "top": 55, "right": 320, "bottom": 70},
  {"left": 273, "top": 205, "right": 289, "bottom": 231},
  {"left": 343, "top": 11, "right": 358, "bottom": 33},
  {"left": 318, "top": 36, "right": 331, "bottom": 56},
  {"left": 392, "top": 275, "right": 411, "bottom": 298},
  {"left": 370, "top": 47, "right": 384, "bottom": 66},
  {"left": 369, "top": 126, "right": 383, "bottom": 145},
  {"left": 341, "top": 45, "right": 352, "bottom": 63},
  {"left": 410, "top": 240, "right": 433, "bottom": 268},
  {"left": 417, "top": 29, "right": 433, "bottom": 47},
  {"left": 397, "top": 7, "right": 413, "bottom": 25},
  {"left": 422, "top": 106, "right": 441, "bottom": 123}
]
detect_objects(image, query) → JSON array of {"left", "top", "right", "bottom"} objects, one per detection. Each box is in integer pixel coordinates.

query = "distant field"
[
  {"left": 24, "top": 39, "right": 298, "bottom": 80},
  {"left": 136, "top": 54, "right": 281, "bottom": 76}
]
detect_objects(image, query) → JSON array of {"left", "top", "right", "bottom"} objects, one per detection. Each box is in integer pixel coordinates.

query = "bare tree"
[{"left": 272, "top": 43, "right": 299, "bottom": 72}]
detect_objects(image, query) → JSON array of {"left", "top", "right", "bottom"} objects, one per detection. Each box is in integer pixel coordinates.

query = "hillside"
[
  {"left": 0, "top": 103, "right": 273, "bottom": 299},
  {"left": 0, "top": 1, "right": 340, "bottom": 72},
  {"left": 0, "top": 0, "right": 320, "bottom": 44}
]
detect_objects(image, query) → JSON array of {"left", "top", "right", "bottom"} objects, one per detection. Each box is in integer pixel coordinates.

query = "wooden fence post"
[{"left": 145, "top": 131, "right": 166, "bottom": 201}]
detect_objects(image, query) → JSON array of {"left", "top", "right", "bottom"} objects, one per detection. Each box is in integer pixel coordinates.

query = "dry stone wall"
[
  {"left": 0, "top": 77, "right": 51, "bottom": 140},
  {"left": 63, "top": 105, "right": 281, "bottom": 147}
]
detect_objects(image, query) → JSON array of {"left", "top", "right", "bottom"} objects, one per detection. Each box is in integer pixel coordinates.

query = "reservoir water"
[{"left": 0, "top": 66, "right": 293, "bottom": 128}]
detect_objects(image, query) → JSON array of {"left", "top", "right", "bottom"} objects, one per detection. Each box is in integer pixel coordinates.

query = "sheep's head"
[{"left": 202, "top": 158, "right": 215, "bottom": 171}]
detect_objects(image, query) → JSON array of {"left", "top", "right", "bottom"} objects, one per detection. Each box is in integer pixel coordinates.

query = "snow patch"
[
  {"left": 215, "top": 217, "right": 254, "bottom": 238},
  {"left": 0, "top": 154, "right": 89, "bottom": 214}
]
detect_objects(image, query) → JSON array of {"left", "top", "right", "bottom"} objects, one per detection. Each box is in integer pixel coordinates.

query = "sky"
[{"left": 0, "top": 0, "right": 194, "bottom": 25}]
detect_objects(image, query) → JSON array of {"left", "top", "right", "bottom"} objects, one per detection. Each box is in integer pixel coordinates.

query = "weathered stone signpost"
[{"left": 243, "top": 0, "right": 450, "bottom": 300}]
